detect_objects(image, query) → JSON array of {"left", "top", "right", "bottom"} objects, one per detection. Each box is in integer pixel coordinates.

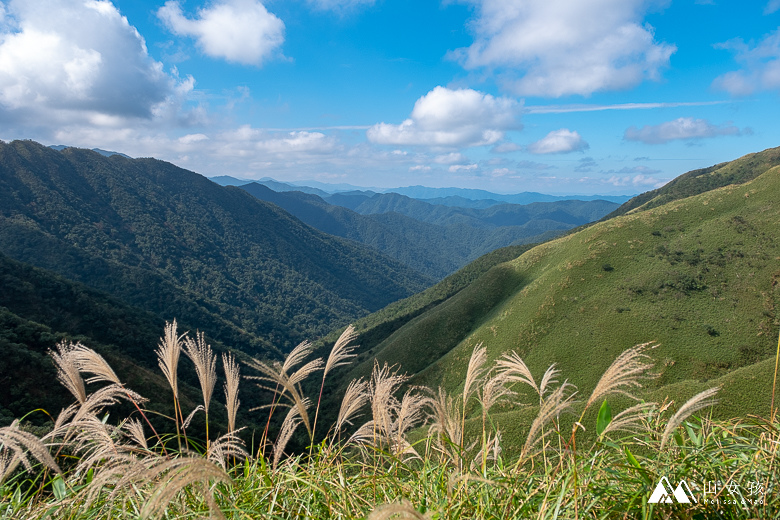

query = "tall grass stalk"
[{"left": 3, "top": 325, "right": 778, "bottom": 520}]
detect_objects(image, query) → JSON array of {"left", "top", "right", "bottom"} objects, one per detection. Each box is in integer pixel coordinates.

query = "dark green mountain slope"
[
  {"left": 0, "top": 140, "right": 430, "bottom": 353},
  {"left": 339, "top": 149, "right": 780, "bottom": 420},
  {"left": 240, "top": 183, "right": 617, "bottom": 279}
]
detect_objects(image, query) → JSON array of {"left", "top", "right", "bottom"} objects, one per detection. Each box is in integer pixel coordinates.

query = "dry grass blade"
[
  {"left": 324, "top": 324, "right": 358, "bottom": 376},
  {"left": 70, "top": 343, "right": 121, "bottom": 385},
  {"left": 50, "top": 341, "right": 87, "bottom": 404},
  {"left": 497, "top": 351, "right": 539, "bottom": 396},
  {"left": 222, "top": 352, "right": 240, "bottom": 433},
  {"left": 156, "top": 319, "right": 184, "bottom": 399},
  {"left": 336, "top": 378, "right": 369, "bottom": 432},
  {"left": 184, "top": 331, "right": 217, "bottom": 414},
  {"left": 585, "top": 342, "right": 657, "bottom": 412},
  {"left": 521, "top": 382, "right": 576, "bottom": 460},
  {"left": 660, "top": 387, "right": 721, "bottom": 449},
  {"left": 0, "top": 420, "right": 61, "bottom": 479}
]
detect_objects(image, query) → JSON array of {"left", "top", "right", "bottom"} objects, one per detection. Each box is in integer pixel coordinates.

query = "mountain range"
[
  {"left": 239, "top": 182, "right": 618, "bottom": 279},
  {"left": 330, "top": 145, "right": 780, "bottom": 431},
  {"left": 4, "top": 139, "right": 779, "bottom": 435}
]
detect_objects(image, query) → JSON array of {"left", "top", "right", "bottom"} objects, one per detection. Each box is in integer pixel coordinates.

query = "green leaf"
[
  {"left": 51, "top": 475, "right": 67, "bottom": 501},
  {"left": 596, "top": 399, "right": 612, "bottom": 437}
]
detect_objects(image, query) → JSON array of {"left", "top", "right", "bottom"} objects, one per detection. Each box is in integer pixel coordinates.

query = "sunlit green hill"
[{"left": 340, "top": 147, "right": 780, "bottom": 420}]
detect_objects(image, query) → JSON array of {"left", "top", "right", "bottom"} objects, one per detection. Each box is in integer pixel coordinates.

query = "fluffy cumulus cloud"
[
  {"left": 367, "top": 86, "right": 521, "bottom": 148},
  {"left": 451, "top": 0, "right": 676, "bottom": 97},
  {"left": 713, "top": 29, "right": 780, "bottom": 96},
  {"left": 158, "top": 0, "right": 284, "bottom": 66},
  {"left": 0, "top": 0, "right": 180, "bottom": 121},
  {"left": 624, "top": 117, "right": 743, "bottom": 144},
  {"left": 528, "top": 129, "right": 589, "bottom": 154}
]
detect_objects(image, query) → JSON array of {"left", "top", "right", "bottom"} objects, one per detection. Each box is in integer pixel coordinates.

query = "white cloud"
[
  {"left": 306, "top": 0, "right": 375, "bottom": 12},
  {"left": 449, "top": 164, "right": 478, "bottom": 173},
  {"left": 451, "top": 0, "right": 676, "bottom": 97},
  {"left": 255, "top": 131, "right": 337, "bottom": 154},
  {"left": 624, "top": 117, "right": 743, "bottom": 144},
  {"left": 409, "top": 165, "right": 432, "bottom": 172},
  {"left": 0, "top": 0, "right": 180, "bottom": 119},
  {"left": 528, "top": 129, "right": 588, "bottom": 154},
  {"left": 491, "top": 142, "right": 522, "bottom": 153},
  {"left": 713, "top": 29, "right": 780, "bottom": 96},
  {"left": 765, "top": 0, "right": 780, "bottom": 14},
  {"left": 158, "top": 0, "right": 284, "bottom": 66},
  {"left": 604, "top": 174, "right": 667, "bottom": 188},
  {"left": 434, "top": 152, "right": 468, "bottom": 164},
  {"left": 367, "top": 86, "right": 521, "bottom": 148}
]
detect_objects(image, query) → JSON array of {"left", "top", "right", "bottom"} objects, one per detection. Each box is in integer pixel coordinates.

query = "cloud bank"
[
  {"left": 0, "top": 0, "right": 180, "bottom": 121},
  {"left": 451, "top": 0, "right": 676, "bottom": 97},
  {"left": 624, "top": 117, "right": 743, "bottom": 144}
]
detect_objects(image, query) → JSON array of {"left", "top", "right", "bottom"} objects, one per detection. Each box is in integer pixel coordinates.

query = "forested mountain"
[
  {"left": 331, "top": 146, "right": 780, "bottom": 421},
  {"left": 240, "top": 183, "right": 618, "bottom": 279},
  {"left": 0, "top": 140, "right": 431, "bottom": 357}
]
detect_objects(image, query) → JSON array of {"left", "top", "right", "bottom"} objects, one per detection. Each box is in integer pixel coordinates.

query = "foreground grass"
[{"left": 1, "top": 324, "right": 778, "bottom": 519}]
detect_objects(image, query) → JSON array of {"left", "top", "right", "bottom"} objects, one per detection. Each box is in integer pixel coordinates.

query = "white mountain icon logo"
[{"left": 648, "top": 476, "right": 697, "bottom": 504}]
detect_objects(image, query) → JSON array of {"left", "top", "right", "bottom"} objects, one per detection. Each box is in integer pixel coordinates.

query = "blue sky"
[{"left": 1, "top": 0, "right": 779, "bottom": 195}]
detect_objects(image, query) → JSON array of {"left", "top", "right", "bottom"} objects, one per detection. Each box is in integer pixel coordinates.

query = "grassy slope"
[{"left": 345, "top": 153, "right": 780, "bottom": 421}]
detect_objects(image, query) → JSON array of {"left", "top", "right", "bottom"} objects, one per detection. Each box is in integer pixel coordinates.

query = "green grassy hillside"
[{"left": 343, "top": 149, "right": 780, "bottom": 419}]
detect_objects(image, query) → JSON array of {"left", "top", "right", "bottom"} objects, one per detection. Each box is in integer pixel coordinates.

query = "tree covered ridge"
[{"left": 0, "top": 140, "right": 431, "bottom": 355}]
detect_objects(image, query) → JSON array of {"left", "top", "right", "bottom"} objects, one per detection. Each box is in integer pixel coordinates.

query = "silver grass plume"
[
  {"left": 335, "top": 378, "right": 369, "bottom": 433},
  {"left": 50, "top": 341, "right": 87, "bottom": 404},
  {"left": 139, "top": 456, "right": 231, "bottom": 520},
  {"left": 0, "top": 420, "right": 61, "bottom": 482},
  {"left": 368, "top": 499, "right": 431, "bottom": 520},
  {"left": 660, "top": 387, "right": 720, "bottom": 449},
  {"left": 70, "top": 343, "right": 121, "bottom": 385},
  {"left": 521, "top": 381, "right": 576, "bottom": 460},
  {"left": 601, "top": 402, "right": 657, "bottom": 438},
  {"left": 156, "top": 319, "right": 184, "bottom": 401},
  {"left": 184, "top": 331, "right": 217, "bottom": 415},
  {"left": 324, "top": 324, "right": 358, "bottom": 376},
  {"left": 585, "top": 342, "right": 657, "bottom": 412},
  {"left": 222, "top": 352, "right": 240, "bottom": 434},
  {"left": 273, "top": 407, "right": 303, "bottom": 470}
]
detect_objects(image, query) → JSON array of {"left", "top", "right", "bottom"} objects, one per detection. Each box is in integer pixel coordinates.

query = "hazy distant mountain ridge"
[{"left": 240, "top": 183, "right": 618, "bottom": 279}]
